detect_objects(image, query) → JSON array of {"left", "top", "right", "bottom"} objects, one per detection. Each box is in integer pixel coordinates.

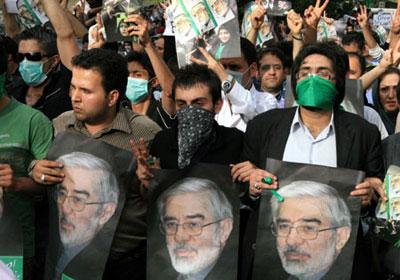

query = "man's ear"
[
  {"left": 107, "top": 90, "right": 120, "bottom": 107},
  {"left": 218, "top": 218, "right": 233, "bottom": 246},
  {"left": 214, "top": 98, "right": 223, "bottom": 114},
  {"left": 249, "top": 62, "right": 258, "bottom": 79},
  {"left": 335, "top": 226, "right": 351, "bottom": 252},
  {"left": 98, "top": 203, "right": 117, "bottom": 226}
]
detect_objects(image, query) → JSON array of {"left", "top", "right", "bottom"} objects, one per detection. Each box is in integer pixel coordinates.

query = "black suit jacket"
[{"left": 241, "top": 107, "right": 384, "bottom": 178}]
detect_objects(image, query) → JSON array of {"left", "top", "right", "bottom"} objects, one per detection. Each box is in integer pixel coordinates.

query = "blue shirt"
[{"left": 282, "top": 107, "right": 337, "bottom": 168}]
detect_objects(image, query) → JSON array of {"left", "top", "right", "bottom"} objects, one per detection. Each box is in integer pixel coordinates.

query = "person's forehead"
[
  {"left": 71, "top": 67, "right": 104, "bottom": 87},
  {"left": 165, "top": 192, "right": 211, "bottom": 217},
  {"left": 380, "top": 73, "right": 400, "bottom": 86},
  {"left": 300, "top": 54, "right": 333, "bottom": 70},
  {"left": 62, "top": 167, "right": 97, "bottom": 195},
  {"left": 260, "top": 53, "right": 283, "bottom": 66},
  {"left": 18, "top": 39, "right": 44, "bottom": 53},
  {"left": 342, "top": 42, "right": 360, "bottom": 53},
  {"left": 277, "top": 197, "right": 328, "bottom": 222},
  {"left": 128, "top": 61, "right": 148, "bottom": 73},
  {"left": 175, "top": 83, "right": 212, "bottom": 101}
]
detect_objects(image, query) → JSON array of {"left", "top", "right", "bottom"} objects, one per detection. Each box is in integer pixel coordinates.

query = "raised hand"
[
  {"left": 304, "top": 0, "right": 330, "bottom": 28},
  {"left": 357, "top": 5, "right": 369, "bottom": 29},
  {"left": 250, "top": 2, "right": 266, "bottom": 30},
  {"left": 287, "top": 9, "right": 303, "bottom": 35},
  {"left": 125, "top": 14, "right": 151, "bottom": 47},
  {"left": 88, "top": 13, "right": 106, "bottom": 50}
]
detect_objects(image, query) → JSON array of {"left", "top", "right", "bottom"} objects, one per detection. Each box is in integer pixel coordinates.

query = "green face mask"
[
  {"left": 0, "top": 73, "right": 6, "bottom": 98},
  {"left": 296, "top": 75, "right": 337, "bottom": 111}
]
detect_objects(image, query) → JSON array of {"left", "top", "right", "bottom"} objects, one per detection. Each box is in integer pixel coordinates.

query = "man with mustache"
[
  {"left": 157, "top": 177, "right": 233, "bottom": 280},
  {"left": 54, "top": 152, "right": 119, "bottom": 276},
  {"left": 270, "top": 181, "right": 352, "bottom": 280}
]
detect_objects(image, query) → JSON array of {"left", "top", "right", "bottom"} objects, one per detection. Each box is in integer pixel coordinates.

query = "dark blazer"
[
  {"left": 150, "top": 121, "right": 244, "bottom": 169},
  {"left": 241, "top": 107, "right": 384, "bottom": 178}
]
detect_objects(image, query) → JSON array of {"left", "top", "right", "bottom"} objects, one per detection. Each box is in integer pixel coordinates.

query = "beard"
[
  {"left": 59, "top": 213, "right": 100, "bottom": 249},
  {"left": 278, "top": 236, "right": 337, "bottom": 280},
  {"left": 167, "top": 231, "right": 222, "bottom": 276}
]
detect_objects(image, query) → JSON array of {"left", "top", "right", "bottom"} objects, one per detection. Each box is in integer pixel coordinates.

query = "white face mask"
[{"left": 226, "top": 66, "right": 252, "bottom": 88}]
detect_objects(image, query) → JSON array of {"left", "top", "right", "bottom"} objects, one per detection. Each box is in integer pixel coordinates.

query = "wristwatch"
[{"left": 221, "top": 74, "right": 234, "bottom": 93}]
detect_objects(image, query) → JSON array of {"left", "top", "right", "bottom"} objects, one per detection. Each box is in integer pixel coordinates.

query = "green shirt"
[{"left": 0, "top": 98, "right": 53, "bottom": 258}]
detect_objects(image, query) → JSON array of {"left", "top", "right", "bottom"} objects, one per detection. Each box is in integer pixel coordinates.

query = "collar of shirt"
[
  {"left": 66, "top": 108, "right": 132, "bottom": 137},
  {"left": 291, "top": 107, "right": 335, "bottom": 142}
]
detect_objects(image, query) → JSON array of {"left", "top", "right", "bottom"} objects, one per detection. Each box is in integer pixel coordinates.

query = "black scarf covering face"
[{"left": 177, "top": 106, "right": 216, "bottom": 169}]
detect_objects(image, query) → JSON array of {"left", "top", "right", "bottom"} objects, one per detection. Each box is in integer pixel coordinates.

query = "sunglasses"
[{"left": 17, "top": 52, "right": 48, "bottom": 63}]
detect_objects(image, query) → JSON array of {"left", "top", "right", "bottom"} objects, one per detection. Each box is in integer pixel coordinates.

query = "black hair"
[
  {"left": 257, "top": 46, "right": 286, "bottom": 69},
  {"left": 240, "top": 37, "right": 257, "bottom": 67},
  {"left": 291, "top": 42, "right": 349, "bottom": 110},
  {"left": 15, "top": 25, "right": 58, "bottom": 56},
  {"left": 172, "top": 64, "right": 221, "bottom": 104},
  {"left": 72, "top": 48, "right": 128, "bottom": 106},
  {"left": 347, "top": 52, "right": 366, "bottom": 75},
  {"left": 341, "top": 31, "right": 365, "bottom": 53},
  {"left": 126, "top": 51, "right": 155, "bottom": 79},
  {"left": 0, "top": 37, "right": 7, "bottom": 75},
  {"left": 1, "top": 36, "right": 18, "bottom": 63}
]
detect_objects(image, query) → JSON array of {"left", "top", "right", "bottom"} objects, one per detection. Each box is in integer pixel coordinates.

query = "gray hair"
[
  {"left": 56, "top": 152, "right": 119, "bottom": 205},
  {"left": 270, "top": 181, "right": 351, "bottom": 228},
  {"left": 157, "top": 177, "right": 233, "bottom": 222}
]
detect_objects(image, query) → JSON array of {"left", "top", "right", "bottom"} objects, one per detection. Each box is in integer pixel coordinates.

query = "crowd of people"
[{"left": 1, "top": 0, "right": 400, "bottom": 278}]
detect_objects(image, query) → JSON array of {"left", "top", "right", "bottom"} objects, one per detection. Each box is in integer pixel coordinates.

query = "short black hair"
[
  {"left": 347, "top": 52, "right": 366, "bottom": 75},
  {"left": 72, "top": 48, "right": 128, "bottom": 106},
  {"left": 1, "top": 36, "right": 18, "bottom": 63},
  {"left": 257, "top": 46, "right": 286, "bottom": 69},
  {"left": 126, "top": 51, "right": 155, "bottom": 79},
  {"left": 291, "top": 42, "right": 349, "bottom": 110},
  {"left": 15, "top": 25, "right": 58, "bottom": 56},
  {"left": 342, "top": 31, "right": 365, "bottom": 53},
  {"left": 240, "top": 37, "right": 257, "bottom": 67},
  {"left": 0, "top": 37, "right": 7, "bottom": 75},
  {"left": 172, "top": 64, "right": 221, "bottom": 104}
]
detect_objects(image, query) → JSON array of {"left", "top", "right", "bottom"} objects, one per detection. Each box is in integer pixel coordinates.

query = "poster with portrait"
[
  {"left": 101, "top": 0, "right": 164, "bottom": 42},
  {"left": 43, "top": 132, "right": 135, "bottom": 280},
  {"left": 13, "top": 0, "right": 49, "bottom": 29},
  {"left": 147, "top": 163, "right": 240, "bottom": 280},
  {"left": 0, "top": 196, "right": 23, "bottom": 280},
  {"left": 376, "top": 165, "right": 400, "bottom": 221},
  {"left": 263, "top": 0, "right": 291, "bottom": 16},
  {"left": 252, "top": 159, "right": 364, "bottom": 280},
  {"left": 174, "top": 0, "right": 240, "bottom": 68},
  {"left": 241, "top": 2, "right": 274, "bottom": 47}
]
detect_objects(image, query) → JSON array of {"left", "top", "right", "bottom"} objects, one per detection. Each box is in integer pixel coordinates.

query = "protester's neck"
[
  {"left": 0, "top": 96, "right": 10, "bottom": 112},
  {"left": 299, "top": 106, "right": 333, "bottom": 139},
  {"left": 84, "top": 108, "right": 117, "bottom": 135},
  {"left": 261, "top": 86, "right": 280, "bottom": 95},
  {"left": 131, "top": 98, "right": 151, "bottom": 115}
]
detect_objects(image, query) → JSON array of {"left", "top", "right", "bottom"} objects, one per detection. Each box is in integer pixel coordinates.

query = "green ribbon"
[
  {"left": 177, "top": 0, "right": 201, "bottom": 36},
  {"left": 201, "top": 0, "right": 217, "bottom": 27},
  {"left": 385, "top": 175, "right": 391, "bottom": 221}
]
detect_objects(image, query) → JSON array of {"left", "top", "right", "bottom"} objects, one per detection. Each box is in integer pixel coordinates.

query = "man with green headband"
[
  {"left": 0, "top": 37, "right": 53, "bottom": 278},
  {"left": 240, "top": 41, "right": 386, "bottom": 279}
]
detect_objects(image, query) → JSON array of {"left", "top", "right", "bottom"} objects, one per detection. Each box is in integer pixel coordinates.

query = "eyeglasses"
[
  {"left": 296, "top": 69, "right": 335, "bottom": 81},
  {"left": 160, "top": 219, "right": 224, "bottom": 236},
  {"left": 271, "top": 222, "right": 341, "bottom": 240},
  {"left": 16, "top": 52, "right": 48, "bottom": 63},
  {"left": 55, "top": 189, "right": 110, "bottom": 212}
]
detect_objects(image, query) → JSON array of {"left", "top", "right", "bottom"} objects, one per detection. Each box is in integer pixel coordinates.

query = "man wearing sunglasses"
[
  {"left": 156, "top": 177, "right": 234, "bottom": 280},
  {"left": 14, "top": 26, "right": 75, "bottom": 120}
]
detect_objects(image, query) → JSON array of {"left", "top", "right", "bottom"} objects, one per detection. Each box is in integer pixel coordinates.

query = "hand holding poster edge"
[{"left": 191, "top": 47, "right": 229, "bottom": 82}]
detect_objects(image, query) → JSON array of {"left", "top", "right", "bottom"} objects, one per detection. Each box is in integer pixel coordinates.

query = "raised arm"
[
  {"left": 0, "top": 0, "right": 21, "bottom": 38},
  {"left": 246, "top": 2, "right": 266, "bottom": 46},
  {"left": 303, "top": 0, "right": 330, "bottom": 44},
  {"left": 40, "top": 0, "right": 81, "bottom": 70},
  {"left": 125, "top": 14, "right": 176, "bottom": 115},
  {"left": 287, "top": 9, "right": 303, "bottom": 60}
]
